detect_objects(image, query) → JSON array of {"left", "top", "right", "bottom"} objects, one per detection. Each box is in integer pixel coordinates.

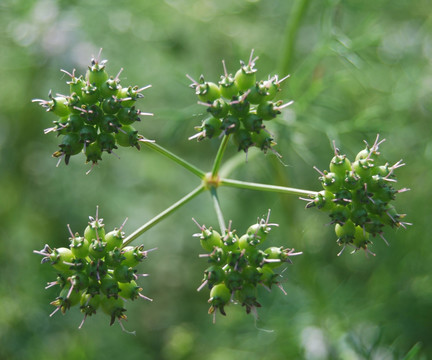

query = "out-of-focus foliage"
[{"left": 0, "top": 0, "right": 431, "bottom": 358}]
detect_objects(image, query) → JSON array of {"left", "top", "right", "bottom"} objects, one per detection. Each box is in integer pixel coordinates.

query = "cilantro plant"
[{"left": 33, "top": 49, "right": 409, "bottom": 331}]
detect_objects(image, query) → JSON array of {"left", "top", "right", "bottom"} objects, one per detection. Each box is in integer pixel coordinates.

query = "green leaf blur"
[{"left": 0, "top": 0, "right": 431, "bottom": 359}]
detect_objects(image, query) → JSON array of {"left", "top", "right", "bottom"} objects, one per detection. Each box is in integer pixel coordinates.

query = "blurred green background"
[{"left": 1, "top": 0, "right": 431, "bottom": 359}]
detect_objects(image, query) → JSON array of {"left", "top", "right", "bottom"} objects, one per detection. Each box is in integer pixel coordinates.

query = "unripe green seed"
[
  {"left": 222, "top": 230, "right": 239, "bottom": 252},
  {"left": 335, "top": 220, "right": 356, "bottom": 244},
  {"left": 105, "top": 248, "right": 125, "bottom": 267},
  {"left": 236, "top": 283, "right": 261, "bottom": 314},
  {"left": 85, "top": 220, "right": 105, "bottom": 242},
  {"left": 69, "top": 272, "right": 90, "bottom": 291},
  {"left": 86, "top": 60, "right": 109, "bottom": 87},
  {"left": 352, "top": 159, "right": 374, "bottom": 180},
  {"left": 229, "top": 98, "right": 250, "bottom": 118},
  {"left": 51, "top": 96, "right": 70, "bottom": 117},
  {"left": 352, "top": 226, "right": 370, "bottom": 249},
  {"left": 121, "top": 245, "right": 147, "bottom": 267},
  {"left": 114, "top": 265, "right": 136, "bottom": 283},
  {"left": 203, "top": 265, "right": 225, "bottom": 287},
  {"left": 81, "top": 83, "right": 99, "bottom": 105},
  {"left": 208, "top": 283, "right": 231, "bottom": 315},
  {"left": 207, "top": 98, "right": 229, "bottom": 119},
  {"left": 220, "top": 116, "right": 240, "bottom": 135},
  {"left": 198, "top": 227, "right": 222, "bottom": 252},
  {"left": 69, "top": 75, "right": 85, "bottom": 97},
  {"left": 70, "top": 235, "right": 89, "bottom": 259},
  {"left": 67, "top": 114, "right": 85, "bottom": 133},
  {"left": 80, "top": 293, "right": 101, "bottom": 316},
  {"left": 105, "top": 229, "right": 124, "bottom": 252},
  {"left": 234, "top": 65, "right": 256, "bottom": 91},
  {"left": 238, "top": 234, "right": 260, "bottom": 251},
  {"left": 88, "top": 239, "right": 107, "bottom": 259},
  {"left": 202, "top": 117, "right": 222, "bottom": 139},
  {"left": 224, "top": 268, "right": 243, "bottom": 291},
  {"left": 56, "top": 133, "right": 84, "bottom": 159},
  {"left": 320, "top": 171, "right": 342, "bottom": 192},
  {"left": 101, "top": 296, "right": 126, "bottom": 325},
  {"left": 197, "top": 82, "right": 221, "bottom": 103},
  {"left": 50, "top": 247, "right": 75, "bottom": 273},
  {"left": 247, "top": 82, "right": 268, "bottom": 104},
  {"left": 117, "top": 107, "right": 141, "bottom": 126},
  {"left": 219, "top": 72, "right": 238, "bottom": 100},
  {"left": 241, "top": 114, "right": 263, "bottom": 133},
  {"left": 263, "top": 247, "right": 284, "bottom": 269},
  {"left": 100, "top": 114, "right": 121, "bottom": 133},
  {"left": 115, "top": 125, "right": 140, "bottom": 148},
  {"left": 79, "top": 125, "right": 98, "bottom": 144},
  {"left": 85, "top": 141, "right": 103, "bottom": 164},
  {"left": 241, "top": 265, "right": 262, "bottom": 285},
  {"left": 251, "top": 131, "right": 275, "bottom": 152},
  {"left": 100, "top": 78, "right": 120, "bottom": 98},
  {"left": 118, "top": 280, "right": 142, "bottom": 300},
  {"left": 258, "top": 265, "right": 278, "bottom": 289},
  {"left": 330, "top": 154, "right": 352, "bottom": 177},
  {"left": 233, "top": 129, "right": 253, "bottom": 152},
  {"left": 83, "top": 104, "right": 103, "bottom": 126},
  {"left": 257, "top": 101, "right": 280, "bottom": 120},
  {"left": 100, "top": 275, "right": 121, "bottom": 298},
  {"left": 102, "top": 96, "right": 122, "bottom": 115}
]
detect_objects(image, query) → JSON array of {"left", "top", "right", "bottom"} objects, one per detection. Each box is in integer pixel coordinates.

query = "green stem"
[
  {"left": 211, "top": 134, "right": 230, "bottom": 178},
  {"left": 141, "top": 140, "right": 205, "bottom": 179},
  {"left": 122, "top": 184, "right": 206, "bottom": 247},
  {"left": 279, "top": 0, "right": 311, "bottom": 78},
  {"left": 210, "top": 187, "right": 226, "bottom": 234},
  {"left": 220, "top": 178, "right": 318, "bottom": 197}
]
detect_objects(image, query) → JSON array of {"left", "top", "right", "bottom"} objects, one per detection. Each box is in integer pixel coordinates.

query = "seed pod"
[
  {"left": 113, "top": 265, "right": 137, "bottom": 283},
  {"left": 115, "top": 125, "right": 141, "bottom": 148},
  {"left": 234, "top": 60, "right": 257, "bottom": 91},
  {"left": 86, "top": 58, "right": 109, "bottom": 87},
  {"left": 208, "top": 283, "right": 231, "bottom": 316},
  {"left": 236, "top": 283, "right": 261, "bottom": 314},
  {"left": 195, "top": 226, "right": 222, "bottom": 252},
  {"left": 121, "top": 245, "right": 148, "bottom": 267},
  {"left": 100, "top": 275, "right": 121, "bottom": 298},
  {"left": 105, "top": 229, "right": 125, "bottom": 252},
  {"left": 101, "top": 296, "right": 127, "bottom": 325},
  {"left": 330, "top": 154, "right": 352, "bottom": 178}
]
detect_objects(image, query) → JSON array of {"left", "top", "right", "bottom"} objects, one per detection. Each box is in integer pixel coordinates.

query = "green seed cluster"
[
  {"left": 34, "top": 210, "right": 152, "bottom": 329},
  {"left": 305, "top": 136, "right": 409, "bottom": 255},
  {"left": 188, "top": 51, "right": 292, "bottom": 154},
  {"left": 33, "top": 55, "right": 152, "bottom": 167},
  {"left": 193, "top": 213, "right": 302, "bottom": 321}
]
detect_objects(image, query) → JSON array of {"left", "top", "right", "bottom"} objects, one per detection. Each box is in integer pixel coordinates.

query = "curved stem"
[
  {"left": 122, "top": 184, "right": 206, "bottom": 247},
  {"left": 220, "top": 178, "right": 318, "bottom": 197},
  {"left": 141, "top": 140, "right": 205, "bottom": 179},
  {"left": 278, "top": 0, "right": 311, "bottom": 79},
  {"left": 211, "top": 134, "right": 231, "bottom": 178},
  {"left": 209, "top": 187, "right": 226, "bottom": 234}
]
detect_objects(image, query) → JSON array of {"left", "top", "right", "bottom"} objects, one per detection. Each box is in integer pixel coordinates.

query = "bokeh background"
[{"left": 1, "top": 0, "right": 431, "bottom": 359}]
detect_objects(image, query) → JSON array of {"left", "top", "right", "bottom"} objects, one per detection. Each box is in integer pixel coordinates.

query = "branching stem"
[
  {"left": 122, "top": 184, "right": 205, "bottom": 246},
  {"left": 141, "top": 140, "right": 205, "bottom": 179},
  {"left": 211, "top": 134, "right": 231, "bottom": 178},
  {"left": 210, "top": 187, "right": 226, "bottom": 234},
  {"left": 220, "top": 178, "right": 318, "bottom": 197}
]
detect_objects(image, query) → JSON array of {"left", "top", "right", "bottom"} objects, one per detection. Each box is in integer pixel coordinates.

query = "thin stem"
[
  {"left": 141, "top": 140, "right": 205, "bottom": 179},
  {"left": 220, "top": 178, "right": 318, "bottom": 197},
  {"left": 210, "top": 187, "right": 226, "bottom": 234},
  {"left": 122, "top": 184, "right": 206, "bottom": 247},
  {"left": 211, "top": 134, "right": 231, "bottom": 178},
  {"left": 278, "top": 0, "right": 311, "bottom": 79}
]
